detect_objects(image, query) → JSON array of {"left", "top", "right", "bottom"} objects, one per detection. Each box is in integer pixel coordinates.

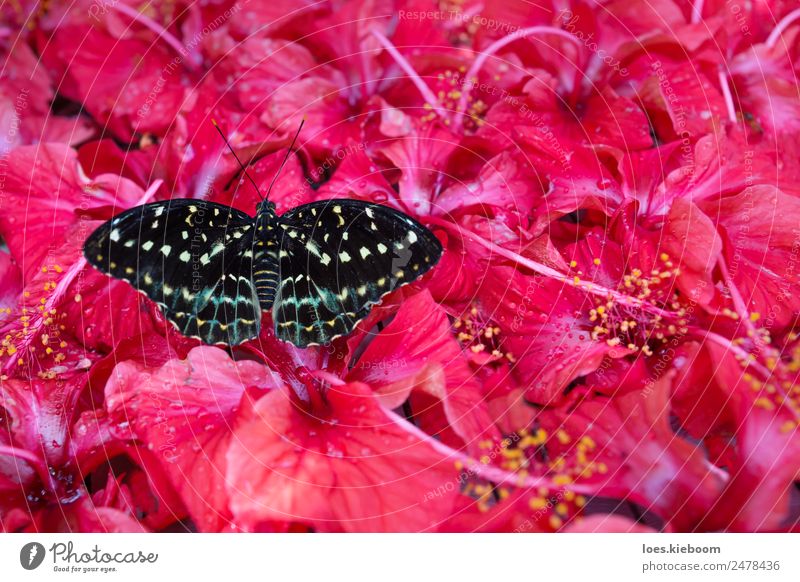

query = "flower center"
[
  {"left": 1, "top": 265, "right": 73, "bottom": 378},
  {"left": 577, "top": 253, "right": 688, "bottom": 354},
  {"left": 454, "top": 305, "right": 516, "bottom": 362}
]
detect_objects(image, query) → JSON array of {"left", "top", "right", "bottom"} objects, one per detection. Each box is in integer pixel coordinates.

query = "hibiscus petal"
[
  {"left": 226, "top": 381, "right": 461, "bottom": 532},
  {"left": 347, "top": 291, "right": 501, "bottom": 453},
  {"left": 105, "top": 346, "right": 276, "bottom": 532}
]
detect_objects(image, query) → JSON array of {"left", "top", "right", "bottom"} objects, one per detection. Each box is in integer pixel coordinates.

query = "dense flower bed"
[{"left": 1, "top": 0, "right": 799, "bottom": 532}]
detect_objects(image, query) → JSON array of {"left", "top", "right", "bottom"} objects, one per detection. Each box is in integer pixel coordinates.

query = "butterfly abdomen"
[
  {"left": 252, "top": 249, "right": 280, "bottom": 309},
  {"left": 251, "top": 201, "right": 281, "bottom": 309}
]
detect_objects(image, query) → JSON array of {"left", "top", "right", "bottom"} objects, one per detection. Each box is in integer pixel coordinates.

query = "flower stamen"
[
  {"left": 443, "top": 220, "right": 678, "bottom": 320},
  {"left": 766, "top": 7, "right": 800, "bottom": 49},
  {"left": 691, "top": 0, "right": 705, "bottom": 24},
  {"left": 454, "top": 26, "right": 583, "bottom": 130},
  {"left": 371, "top": 30, "right": 449, "bottom": 121},
  {"left": 111, "top": 3, "right": 196, "bottom": 68},
  {"left": 717, "top": 69, "right": 738, "bottom": 123}
]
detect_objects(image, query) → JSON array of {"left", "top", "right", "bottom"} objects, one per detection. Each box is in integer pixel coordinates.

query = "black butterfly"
[{"left": 83, "top": 197, "right": 442, "bottom": 347}]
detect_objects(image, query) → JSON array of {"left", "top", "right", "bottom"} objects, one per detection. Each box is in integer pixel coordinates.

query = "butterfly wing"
[
  {"left": 273, "top": 199, "right": 442, "bottom": 347},
  {"left": 83, "top": 199, "right": 262, "bottom": 345}
]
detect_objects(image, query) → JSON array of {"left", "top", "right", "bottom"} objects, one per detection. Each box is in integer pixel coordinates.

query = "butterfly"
[{"left": 83, "top": 122, "right": 442, "bottom": 348}]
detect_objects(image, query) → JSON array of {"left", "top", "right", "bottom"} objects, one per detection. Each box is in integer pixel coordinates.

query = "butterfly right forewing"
[{"left": 272, "top": 199, "right": 442, "bottom": 347}]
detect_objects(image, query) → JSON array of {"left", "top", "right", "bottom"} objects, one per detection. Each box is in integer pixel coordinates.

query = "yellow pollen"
[{"left": 529, "top": 497, "right": 547, "bottom": 510}]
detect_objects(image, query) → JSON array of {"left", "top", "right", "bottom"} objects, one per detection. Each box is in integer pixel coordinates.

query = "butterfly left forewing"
[
  {"left": 83, "top": 200, "right": 262, "bottom": 345},
  {"left": 273, "top": 199, "right": 442, "bottom": 346}
]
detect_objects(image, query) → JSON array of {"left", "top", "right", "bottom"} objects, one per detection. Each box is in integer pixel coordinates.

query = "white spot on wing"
[{"left": 305, "top": 240, "right": 321, "bottom": 257}]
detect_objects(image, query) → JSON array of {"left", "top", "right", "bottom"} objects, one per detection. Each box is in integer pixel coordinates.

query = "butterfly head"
[
  {"left": 256, "top": 199, "right": 277, "bottom": 217},
  {"left": 255, "top": 200, "right": 278, "bottom": 234}
]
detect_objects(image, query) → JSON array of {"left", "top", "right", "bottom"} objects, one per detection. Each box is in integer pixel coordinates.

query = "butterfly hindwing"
[
  {"left": 272, "top": 199, "right": 442, "bottom": 346},
  {"left": 83, "top": 200, "right": 261, "bottom": 345}
]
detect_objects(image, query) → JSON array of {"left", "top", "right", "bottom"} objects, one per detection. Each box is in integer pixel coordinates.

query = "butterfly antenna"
[
  {"left": 211, "top": 118, "right": 265, "bottom": 200},
  {"left": 264, "top": 118, "right": 305, "bottom": 202}
]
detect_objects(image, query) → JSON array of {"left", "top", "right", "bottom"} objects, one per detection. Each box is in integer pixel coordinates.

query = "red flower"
[
  {"left": 671, "top": 340, "right": 800, "bottom": 531},
  {"left": 39, "top": 25, "right": 189, "bottom": 141},
  {"left": 0, "top": 373, "right": 154, "bottom": 532},
  {"left": 104, "top": 346, "right": 273, "bottom": 532},
  {"left": 227, "top": 381, "right": 460, "bottom": 532},
  {"left": 104, "top": 346, "right": 462, "bottom": 532},
  {"left": 345, "top": 290, "right": 502, "bottom": 455},
  {"left": 699, "top": 185, "right": 800, "bottom": 331}
]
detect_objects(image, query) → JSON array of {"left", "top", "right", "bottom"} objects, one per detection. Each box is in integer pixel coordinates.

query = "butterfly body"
[{"left": 84, "top": 198, "right": 442, "bottom": 348}]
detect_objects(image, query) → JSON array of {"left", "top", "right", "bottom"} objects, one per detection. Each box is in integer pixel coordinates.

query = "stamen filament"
[
  {"left": 454, "top": 26, "right": 583, "bottom": 129},
  {"left": 718, "top": 256, "right": 758, "bottom": 339},
  {"left": 385, "top": 408, "right": 598, "bottom": 495},
  {"left": 766, "top": 8, "right": 800, "bottom": 49},
  {"left": 2, "top": 255, "right": 87, "bottom": 374},
  {"left": 443, "top": 221, "right": 677, "bottom": 319},
  {"left": 691, "top": 0, "right": 705, "bottom": 25},
  {"left": 111, "top": 3, "right": 193, "bottom": 66},
  {"left": 371, "top": 30, "right": 448, "bottom": 120},
  {"left": 717, "top": 70, "right": 738, "bottom": 123},
  {"left": 136, "top": 179, "right": 164, "bottom": 206},
  {"left": 699, "top": 330, "right": 771, "bottom": 379}
]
